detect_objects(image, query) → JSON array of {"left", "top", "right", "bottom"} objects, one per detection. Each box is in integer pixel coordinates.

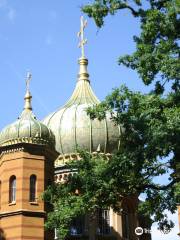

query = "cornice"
[{"left": 0, "top": 209, "right": 45, "bottom": 219}]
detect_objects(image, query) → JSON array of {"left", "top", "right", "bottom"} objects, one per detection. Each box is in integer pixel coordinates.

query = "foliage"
[
  {"left": 44, "top": 86, "right": 180, "bottom": 237},
  {"left": 86, "top": 85, "right": 180, "bottom": 232},
  {"left": 82, "top": 0, "right": 180, "bottom": 232},
  {"left": 43, "top": 179, "right": 85, "bottom": 239},
  {"left": 82, "top": 0, "right": 180, "bottom": 94},
  {"left": 44, "top": 0, "right": 180, "bottom": 238},
  {"left": 43, "top": 151, "right": 119, "bottom": 239}
]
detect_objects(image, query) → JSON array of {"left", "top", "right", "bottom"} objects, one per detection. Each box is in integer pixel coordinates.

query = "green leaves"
[
  {"left": 43, "top": 182, "right": 86, "bottom": 239},
  {"left": 43, "top": 84, "right": 179, "bottom": 236},
  {"left": 86, "top": 85, "right": 180, "bottom": 231},
  {"left": 43, "top": 1, "right": 180, "bottom": 237},
  {"left": 82, "top": 1, "right": 140, "bottom": 27},
  {"left": 43, "top": 151, "right": 122, "bottom": 239}
]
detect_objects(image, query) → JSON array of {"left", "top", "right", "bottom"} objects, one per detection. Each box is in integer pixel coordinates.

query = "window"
[
  {"left": 30, "top": 175, "right": 36, "bottom": 202},
  {"left": 55, "top": 228, "right": 58, "bottom": 239},
  {"left": 70, "top": 216, "right": 85, "bottom": 236},
  {"left": 122, "top": 206, "right": 131, "bottom": 239},
  {"left": 97, "top": 209, "right": 110, "bottom": 235},
  {"left": 9, "top": 176, "right": 16, "bottom": 203}
]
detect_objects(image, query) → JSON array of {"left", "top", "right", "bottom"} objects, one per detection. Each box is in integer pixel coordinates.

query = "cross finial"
[
  {"left": 26, "top": 71, "right": 32, "bottom": 92},
  {"left": 77, "top": 16, "right": 87, "bottom": 58},
  {"left": 23, "top": 71, "right": 32, "bottom": 111}
]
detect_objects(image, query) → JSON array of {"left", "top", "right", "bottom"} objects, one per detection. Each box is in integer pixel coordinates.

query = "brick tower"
[{"left": 0, "top": 72, "right": 57, "bottom": 240}]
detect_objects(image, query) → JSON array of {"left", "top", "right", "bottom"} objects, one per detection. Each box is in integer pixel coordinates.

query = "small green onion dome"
[{"left": 0, "top": 73, "right": 55, "bottom": 148}]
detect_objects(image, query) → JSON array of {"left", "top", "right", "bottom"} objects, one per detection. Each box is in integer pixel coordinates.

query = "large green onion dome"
[
  {"left": 43, "top": 57, "right": 121, "bottom": 158},
  {"left": 0, "top": 73, "right": 55, "bottom": 148}
]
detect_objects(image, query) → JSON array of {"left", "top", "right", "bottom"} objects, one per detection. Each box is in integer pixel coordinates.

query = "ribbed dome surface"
[
  {"left": 43, "top": 58, "right": 121, "bottom": 154},
  {"left": 0, "top": 88, "right": 55, "bottom": 148}
]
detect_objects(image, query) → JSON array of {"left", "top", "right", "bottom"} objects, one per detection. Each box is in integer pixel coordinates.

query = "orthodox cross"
[
  {"left": 26, "top": 71, "right": 32, "bottom": 92},
  {"left": 77, "top": 16, "right": 87, "bottom": 57}
]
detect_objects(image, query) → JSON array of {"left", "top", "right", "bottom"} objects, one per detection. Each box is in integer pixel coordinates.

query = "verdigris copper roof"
[
  {"left": 0, "top": 73, "right": 55, "bottom": 148},
  {"left": 43, "top": 58, "right": 121, "bottom": 154}
]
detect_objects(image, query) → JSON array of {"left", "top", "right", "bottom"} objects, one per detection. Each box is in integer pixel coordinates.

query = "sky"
[{"left": 0, "top": 1, "right": 178, "bottom": 239}]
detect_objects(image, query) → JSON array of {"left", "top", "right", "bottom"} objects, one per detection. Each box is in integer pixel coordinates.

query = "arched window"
[
  {"left": 30, "top": 175, "right": 36, "bottom": 202},
  {"left": 70, "top": 216, "right": 85, "bottom": 236},
  {"left": 97, "top": 209, "right": 110, "bottom": 235},
  {"left": 9, "top": 176, "right": 16, "bottom": 203}
]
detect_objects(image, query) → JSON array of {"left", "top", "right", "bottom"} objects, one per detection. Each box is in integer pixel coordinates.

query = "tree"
[
  {"left": 44, "top": 151, "right": 117, "bottom": 239},
  {"left": 44, "top": 87, "right": 180, "bottom": 238},
  {"left": 82, "top": 0, "right": 180, "bottom": 231},
  {"left": 43, "top": 1, "right": 180, "bottom": 238},
  {"left": 85, "top": 85, "right": 180, "bottom": 232}
]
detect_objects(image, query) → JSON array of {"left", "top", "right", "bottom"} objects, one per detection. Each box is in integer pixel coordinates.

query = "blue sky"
[{"left": 0, "top": 1, "right": 178, "bottom": 239}]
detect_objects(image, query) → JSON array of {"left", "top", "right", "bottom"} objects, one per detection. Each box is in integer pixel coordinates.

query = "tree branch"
[
  {"left": 143, "top": 162, "right": 170, "bottom": 180},
  {"left": 111, "top": 3, "right": 140, "bottom": 17},
  {"left": 138, "top": 179, "right": 178, "bottom": 191}
]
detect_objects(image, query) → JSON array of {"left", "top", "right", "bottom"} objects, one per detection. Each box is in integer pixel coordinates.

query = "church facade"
[{"left": 0, "top": 17, "right": 151, "bottom": 240}]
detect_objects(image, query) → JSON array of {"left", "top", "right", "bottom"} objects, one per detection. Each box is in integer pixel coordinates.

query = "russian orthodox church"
[{"left": 0, "top": 17, "right": 151, "bottom": 240}]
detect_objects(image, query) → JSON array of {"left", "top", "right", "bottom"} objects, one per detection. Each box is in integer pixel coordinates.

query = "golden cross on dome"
[
  {"left": 77, "top": 16, "right": 87, "bottom": 57},
  {"left": 26, "top": 71, "right": 32, "bottom": 92}
]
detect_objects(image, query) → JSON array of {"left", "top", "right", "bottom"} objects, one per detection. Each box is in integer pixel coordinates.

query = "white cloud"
[
  {"left": 45, "top": 35, "right": 54, "bottom": 46},
  {"left": 0, "top": 0, "right": 16, "bottom": 22},
  {"left": 0, "top": 0, "right": 7, "bottom": 8},
  {"left": 151, "top": 212, "right": 179, "bottom": 240},
  {"left": 7, "top": 7, "right": 16, "bottom": 22},
  {"left": 151, "top": 225, "right": 179, "bottom": 240},
  {"left": 49, "top": 10, "right": 57, "bottom": 21}
]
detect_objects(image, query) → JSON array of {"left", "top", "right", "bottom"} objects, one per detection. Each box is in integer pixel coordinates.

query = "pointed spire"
[
  {"left": 77, "top": 16, "right": 90, "bottom": 82},
  {"left": 24, "top": 71, "right": 32, "bottom": 111},
  {"left": 78, "top": 16, "right": 87, "bottom": 58}
]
